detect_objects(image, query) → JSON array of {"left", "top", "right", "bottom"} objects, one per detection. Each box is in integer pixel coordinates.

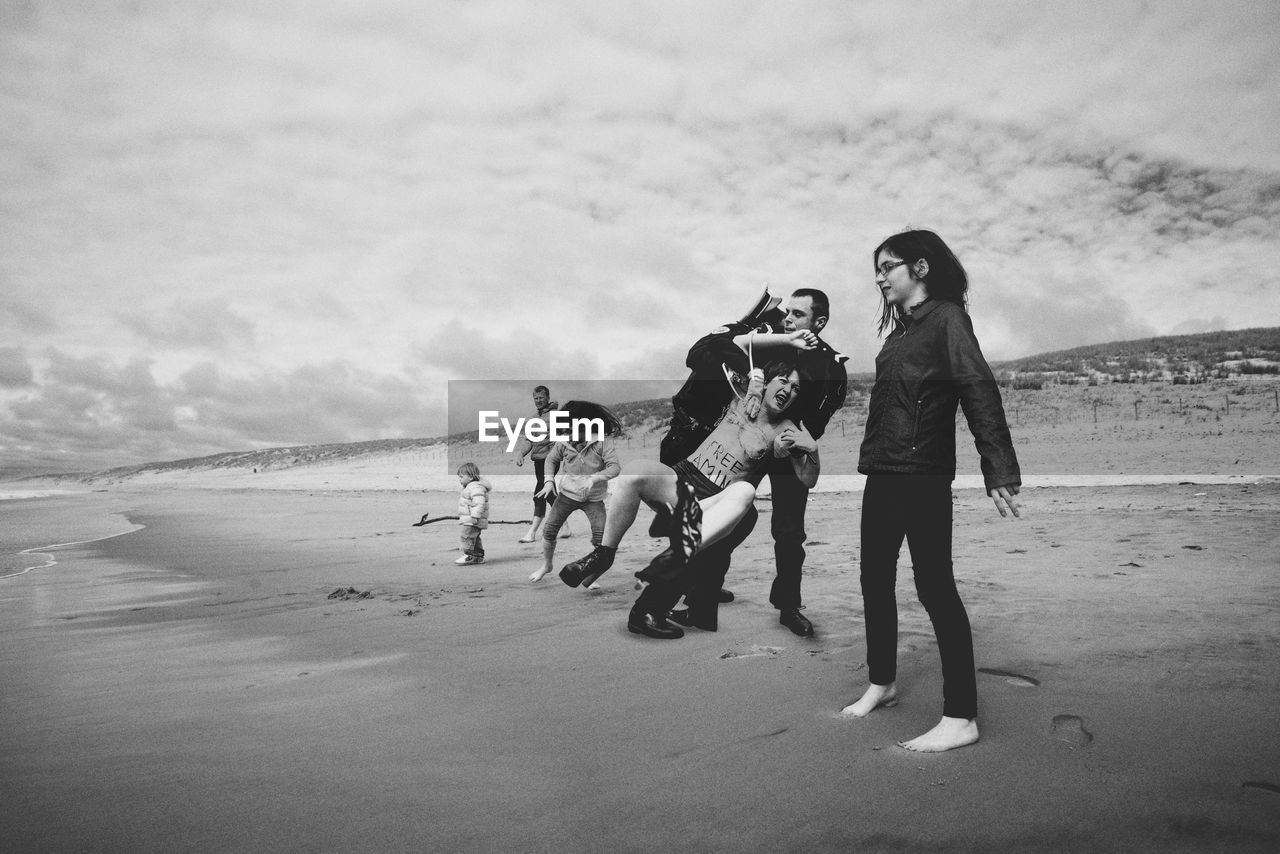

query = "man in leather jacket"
[{"left": 661, "top": 288, "right": 848, "bottom": 636}]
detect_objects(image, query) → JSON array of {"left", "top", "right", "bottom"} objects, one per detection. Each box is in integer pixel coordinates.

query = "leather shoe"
[
  {"left": 718, "top": 588, "right": 734, "bottom": 603},
  {"left": 669, "top": 607, "right": 717, "bottom": 632},
  {"left": 779, "top": 608, "right": 814, "bottom": 637},
  {"left": 627, "top": 608, "right": 684, "bottom": 639},
  {"left": 559, "top": 547, "right": 615, "bottom": 588}
]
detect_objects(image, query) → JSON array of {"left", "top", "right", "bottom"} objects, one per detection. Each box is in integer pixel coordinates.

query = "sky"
[{"left": 2, "top": 0, "right": 1279, "bottom": 475}]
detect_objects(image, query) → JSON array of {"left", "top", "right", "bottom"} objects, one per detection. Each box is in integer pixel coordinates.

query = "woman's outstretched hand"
[{"left": 989, "top": 485, "right": 1021, "bottom": 518}]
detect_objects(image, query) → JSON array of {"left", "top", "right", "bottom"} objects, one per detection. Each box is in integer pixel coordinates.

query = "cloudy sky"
[{"left": 2, "top": 0, "right": 1279, "bottom": 475}]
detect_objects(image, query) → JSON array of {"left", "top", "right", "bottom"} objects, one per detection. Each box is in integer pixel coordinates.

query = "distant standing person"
[
  {"left": 514, "top": 385, "right": 571, "bottom": 543},
  {"left": 841, "top": 229, "right": 1021, "bottom": 752},
  {"left": 455, "top": 462, "right": 491, "bottom": 565}
]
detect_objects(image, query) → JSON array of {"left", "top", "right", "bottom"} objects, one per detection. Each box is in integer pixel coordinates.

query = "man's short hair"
[
  {"left": 791, "top": 288, "right": 830, "bottom": 322},
  {"left": 533, "top": 385, "right": 549, "bottom": 395}
]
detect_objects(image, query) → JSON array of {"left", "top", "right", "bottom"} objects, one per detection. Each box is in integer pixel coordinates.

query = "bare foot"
[
  {"left": 529, "top": 567, "right": 552, "bottom": 582},
  {"left": 840, "top": 683, "right": 897, "bottom": 717},
  {"left": 897, "top": 716, "right": 979, "bottom": 752}
]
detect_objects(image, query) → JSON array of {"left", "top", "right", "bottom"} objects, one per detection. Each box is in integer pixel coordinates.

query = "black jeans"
[
  {"left": 667, "top": 506, "right": 759, "bottom": 628},
  {"left": 532, "top": 458, "right": 549, "bottom": 518},
  {"left": 859, "top": 474, "right": 977, "bottom": 719},
  {"left": 635, "top": 477, "right": 758, "bottom": 625},
  {"left": 767, "top": 458, "right": 808, "bottom": 611}
]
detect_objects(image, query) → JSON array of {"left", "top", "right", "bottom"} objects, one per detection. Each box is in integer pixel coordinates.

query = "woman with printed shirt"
[{"left": 842, "top": 229, "right": 1021, "bottom": 753}]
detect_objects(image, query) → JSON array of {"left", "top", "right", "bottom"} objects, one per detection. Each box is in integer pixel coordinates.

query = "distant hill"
[
  {"left": 992, "top": 326, "right": 1280, "bottom": 377},
  {"left": 37, "top": 437, "right": 445, "bottom": 483},
  {"left": 24, "top": 326, "right": 1280, "bottom": 482}
]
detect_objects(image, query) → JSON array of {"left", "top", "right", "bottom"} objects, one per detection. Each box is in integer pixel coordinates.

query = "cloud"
[
  {"left": 0, "top": 349, "right": 442, "bottom": 473},
  {"left": 0, "top": 295, "right": 56, "bottom": 334},
  {"left": 0, "top": 347, "right": 34, "bottom": 387},
  {"left": 421, "top": 325, "right": 605, "bottom": 383},
  {"left": 120, "top": 298, "right": 256, "bottom": 350},
  {"left": 2, "top": 1, "right": 1279, "bottom": 473}
]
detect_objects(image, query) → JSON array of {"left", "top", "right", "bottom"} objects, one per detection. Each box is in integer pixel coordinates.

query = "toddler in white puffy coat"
[{"left": 456, "top": 461, "right": 490, "bottom": 565}]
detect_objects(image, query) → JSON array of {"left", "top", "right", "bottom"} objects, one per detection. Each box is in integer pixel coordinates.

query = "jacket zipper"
[{"left": 911, "top": 398, "right": 922, "bottom": 450}]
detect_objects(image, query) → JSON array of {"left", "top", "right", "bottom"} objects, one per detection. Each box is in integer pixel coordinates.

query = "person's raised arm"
[
  {"left": 687, "top": 323, "right": 751, "bottom": 375},
  {"left": 731, "top": 329, "right": 819, "bottom": 354}
]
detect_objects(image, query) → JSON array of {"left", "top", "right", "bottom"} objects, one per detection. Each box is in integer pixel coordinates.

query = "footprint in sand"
[
  {"left": 720, "top": 645, "right": 783, "bottom": 660},
  {"left": 1050, "top": 714, "right": 1093, "bottom": 748},
  {"left": 978, "top": 667, "right": 1039, "bottom": 688}
]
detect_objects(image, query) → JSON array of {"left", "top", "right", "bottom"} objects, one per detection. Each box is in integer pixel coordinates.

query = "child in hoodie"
[
  {"left": 456, "top": 461, "right": 490, "bottom": 565},
  {"left": 527, "top": 401, "right": 623, "bottom": 584}
]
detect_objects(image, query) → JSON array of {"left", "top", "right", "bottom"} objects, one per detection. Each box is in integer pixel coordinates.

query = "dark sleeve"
[
  {"left": 943, "top": 310, "right": 1021, "bottom": 491},
  {"left": 686, "top": 322, "right": 751, "bottom": 377},
  {"left": 795, "top": 347, "right": 848, "bottom": 440}
]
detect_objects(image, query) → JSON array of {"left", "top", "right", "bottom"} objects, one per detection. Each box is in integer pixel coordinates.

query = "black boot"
[
  {"left": 627, "top": 606, "right": 684, "bottom": 639},
  {"left": 669, "top": 607, "right": 717, "bottom": 632},
  {"left": 559, "top": 546, "right": 615, "bottom": 588}
]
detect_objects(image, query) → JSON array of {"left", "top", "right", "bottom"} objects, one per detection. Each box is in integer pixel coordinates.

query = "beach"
[{"left": 3, "top": 479, "right": 1279, "bottom": 852}]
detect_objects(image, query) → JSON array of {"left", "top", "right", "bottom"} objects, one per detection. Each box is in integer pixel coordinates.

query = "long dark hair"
[
  {"left": 560, "top": 400, "right": 623, "bottom": 438},
  {"left": 873, "top": 229, "right": 968, "bottom": 336}
]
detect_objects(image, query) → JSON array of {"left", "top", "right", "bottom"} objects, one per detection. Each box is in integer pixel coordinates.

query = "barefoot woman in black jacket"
[{"left": 842, "top": 229, "right": 1022, "bottom": 752}]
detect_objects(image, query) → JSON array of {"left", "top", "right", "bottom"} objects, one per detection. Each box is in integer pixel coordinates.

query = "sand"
[{"left": 3, "top": 478, "right": 1279, "bottom": 853}]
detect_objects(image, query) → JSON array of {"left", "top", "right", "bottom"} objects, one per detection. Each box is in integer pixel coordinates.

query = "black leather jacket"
[
  {"left": 663, "top": 320, "right": 849, "bottom": 465},
  {"left": 858, "top": 299, "right": 1020, "bottom": 491}
]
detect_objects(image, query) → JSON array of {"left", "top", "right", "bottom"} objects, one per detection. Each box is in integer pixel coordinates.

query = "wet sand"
[{"left": 2, "top": 482, "right": 1279, "bottom": 852}]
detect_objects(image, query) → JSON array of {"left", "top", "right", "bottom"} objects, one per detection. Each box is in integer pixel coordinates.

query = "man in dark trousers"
[{"left": 660, "top": 288, "right": 848, "bottom": 636}]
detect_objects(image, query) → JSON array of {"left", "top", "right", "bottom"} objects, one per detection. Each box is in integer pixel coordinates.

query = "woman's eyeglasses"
[{"left": 875, "top": 259, "right": 909, "bottom": 280}]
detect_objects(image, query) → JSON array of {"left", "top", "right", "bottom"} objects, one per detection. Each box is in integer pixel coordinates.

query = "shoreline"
[{"left": 7, "top": 470, "right": 1279, "bottom": 500}]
